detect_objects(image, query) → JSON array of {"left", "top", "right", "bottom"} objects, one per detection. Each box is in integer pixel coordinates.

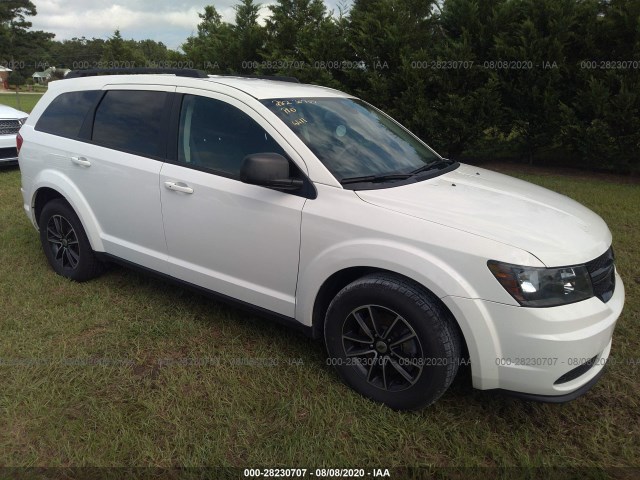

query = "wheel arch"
[
  {"left": 33, "top": 187, "right": 64, "bottom": 225},
  {"left": 30, "top": 171, "right": 104, "bottom": 252},
  {"left": 311, "top": 266, "right": 376, "bottom": 339},
  {"left": 310, "top": 267, "right": 470, "bottom": 361}
]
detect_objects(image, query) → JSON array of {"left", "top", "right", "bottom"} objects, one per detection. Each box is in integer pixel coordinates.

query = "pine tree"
[
  {"left": 264, "top": 0, "right": 329, "bottom": 57},
  {"left": 558, "top": 0, "right": 640, "bottom": 172},
  {"left": 182, "top": 5, "right": 235, "bottom": 73},
  {"left": 0, "top": 0, "right": 54, "bottom": 75},
  {"left": 393, "top": 0, "right": 503, "bottom": 157},
  {"left": 262, "top": 0, "right": 336, "bottom": 82},
  {"left": 233, "top": 0, "right": 265, "bottom": 73},
  {"left": 101, "top": 30, "right": 145, "bottom": 67},
  {"left": 49, "top": 37, "right": 106, "bottom": 70},
  {"left": 346, "top": 0, "right": 438, "bottom": 103},
  {"left": 491, "top": 0, "right": 578, "bottom": 163}
]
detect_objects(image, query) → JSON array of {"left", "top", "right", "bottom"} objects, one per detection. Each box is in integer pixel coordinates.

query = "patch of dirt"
[
  {"left": 75, "top": 325, "right": 108, "bottom": 342},
  {"left": 132, "top": 362, "right": 161, "bottom": 382}
]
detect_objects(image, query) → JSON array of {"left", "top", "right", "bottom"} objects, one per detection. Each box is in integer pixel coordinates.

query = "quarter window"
[
  {"left": 35, "top": 90, "right": 100, "bottom": 139},
  {"left": 178, "top": 95, "right": 286, "bottom": 178},
  {"left": 92, "top": 90, "right": 168, "bottom": 158}
]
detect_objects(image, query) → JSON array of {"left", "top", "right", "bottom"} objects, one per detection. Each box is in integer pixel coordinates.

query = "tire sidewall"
[
  {"left": 325, "top": 278, "right": 456, "bottom": 410},
  {"left": 39, "top": 200, "right": 96, "bottom": 281}
]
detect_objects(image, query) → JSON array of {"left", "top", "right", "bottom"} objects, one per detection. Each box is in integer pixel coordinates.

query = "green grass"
[
  {"left": 0, "top": 163, "right": 638, "bottom": 470},
  {"left": 0, "top": 93, "right": 43, "bottom": 113}
]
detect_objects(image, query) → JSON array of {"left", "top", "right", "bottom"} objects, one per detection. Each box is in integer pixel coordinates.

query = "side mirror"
[{"left": 240, "top": 153, "right": 304, "bottom": 191}]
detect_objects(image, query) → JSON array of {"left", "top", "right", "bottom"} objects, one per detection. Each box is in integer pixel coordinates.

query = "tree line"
[{"left": 1, "top": 0, "right": 639, "bottom": 172}]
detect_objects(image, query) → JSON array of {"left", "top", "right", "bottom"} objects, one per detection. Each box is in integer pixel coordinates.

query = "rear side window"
[
  {"left": 92, "top": 90, "right": 168, "bottom": 158},
  {"left": 35, "top": 90, "right": 100, "bottom": 139}
]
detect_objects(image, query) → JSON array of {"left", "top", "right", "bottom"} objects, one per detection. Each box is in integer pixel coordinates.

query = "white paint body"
[
  {"left": 0, "top": 104, "right": 28, "bottom": 163},
  {"left": 18, "top": 74, "right": 624, "bottom": 397}
]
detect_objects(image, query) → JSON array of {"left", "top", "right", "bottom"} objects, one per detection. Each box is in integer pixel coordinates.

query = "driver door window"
[{"left": 178, "top": 95, "right": 287, "bottom": 178}]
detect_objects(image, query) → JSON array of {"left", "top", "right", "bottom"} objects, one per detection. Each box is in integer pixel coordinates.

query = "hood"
[
  {"left": 0, "top": 104, "right": 28, "bottom": 120},
  {"left": 356, "top": 163, "right": 611, "bottom": 266}
]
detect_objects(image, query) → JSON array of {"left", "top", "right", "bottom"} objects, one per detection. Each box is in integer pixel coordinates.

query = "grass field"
[
  {"left": 0, "top": 131, "right": 638, "bottom": 470},
  {"left": 0, "top": 93, "right": 44, "bottom": 113}
]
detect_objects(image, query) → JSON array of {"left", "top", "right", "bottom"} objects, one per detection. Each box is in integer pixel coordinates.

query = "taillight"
[{"left": 16, "top": 133, "right": 23, "bottom": 154}]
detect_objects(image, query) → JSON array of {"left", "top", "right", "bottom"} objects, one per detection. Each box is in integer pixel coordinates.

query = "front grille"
[
  {"left": 586, "top": 247, "right": 616, "bottom": 303},
  {"left": 0, "top": 119, "right": 21, "bottom": 135}
]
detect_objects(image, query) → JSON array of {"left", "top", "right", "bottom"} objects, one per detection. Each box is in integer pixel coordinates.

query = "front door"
[{"left": 159, "top": 90, "right": 306, "bottom": 317}]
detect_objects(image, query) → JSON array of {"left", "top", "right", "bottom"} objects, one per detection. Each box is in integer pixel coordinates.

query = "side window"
[
  {"left": 92, "top": 90, "right": 168, "bottom": 158},
  {"left": 35, "top": 90, "right": 100, "bottom": 139},
  {"left": 178, "top": 94, "right": 287, "bottom": 178}
]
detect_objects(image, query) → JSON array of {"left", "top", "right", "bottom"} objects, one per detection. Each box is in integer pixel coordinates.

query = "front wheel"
[
  {"left": 39, "top": 199, "right": 103, "bottom": 282},
  {"left": 324, "top": 273, "right": 462, "bottom": 410}
]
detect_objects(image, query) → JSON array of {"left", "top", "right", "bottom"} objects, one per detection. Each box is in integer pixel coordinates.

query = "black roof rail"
[
  {"left": 65, "top": 68, "right": 208, "bottom": 79},
  {"left": 213, "top": 74, "right": 300, "bottom": 84}
]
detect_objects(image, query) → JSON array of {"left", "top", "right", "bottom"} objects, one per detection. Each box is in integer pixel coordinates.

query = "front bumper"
[
  {"left": 498, "top": 365, "right": 606, "bottom": 403},
  {"left": 443, "top": 271, "right": 624, "bottom": 399},
  {"left": 0, "top": 134, "right": 18, "bottom": 163},
  {"left": 0, "top": 154, "right": 18, "bottom": 164}
]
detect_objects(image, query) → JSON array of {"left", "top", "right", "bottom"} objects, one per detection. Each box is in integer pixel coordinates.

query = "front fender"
[
  {"left": 296, "top": 238, "right": 484, "bottom": 329},
  {"left": 295, "top": 239, "right": 508, "bottom": 392},
  {"left": 296, "top": 184, "right": 543, "bottom": 391}
]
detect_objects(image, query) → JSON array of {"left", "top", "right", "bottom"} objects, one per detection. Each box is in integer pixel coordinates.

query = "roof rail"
[
  {"left": 213, "top": 74, "right": 300, "bottom": 84},
  {"left": 65, "top": 68, "right": 208, "bottom": 79}
]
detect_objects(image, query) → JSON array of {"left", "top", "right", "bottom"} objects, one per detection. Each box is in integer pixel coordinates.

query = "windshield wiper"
[
  {"left": 410, "top": 158, "right": 455, "bottom": 176},
  {"left": 340, "top": 159, "right": 456, "bottom": 185},
  {"left": 340, "top": 173, "right": 412, "bottom": 185}
]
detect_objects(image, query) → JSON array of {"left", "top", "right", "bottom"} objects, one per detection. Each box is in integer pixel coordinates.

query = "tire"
[
  {"left": 324, "top": 273, "right": 462, "bottom": 410},
  {"left": 39, "top": 199, "right": 103, "bottom": 282}
]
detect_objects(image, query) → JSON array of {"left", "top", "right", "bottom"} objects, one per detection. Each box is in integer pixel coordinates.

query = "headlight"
[{"left": 487, "top": 261, "right": 593, "bottom": 307}]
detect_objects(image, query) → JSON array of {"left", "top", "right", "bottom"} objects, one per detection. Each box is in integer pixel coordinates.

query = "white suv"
[{"left": 17, "top": 69, "right": 624, "bottom": 410}]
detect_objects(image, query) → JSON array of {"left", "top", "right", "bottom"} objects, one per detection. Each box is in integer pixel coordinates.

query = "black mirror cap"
[{"left": 240, "top": 153, "right": 290, "bottom": 185}]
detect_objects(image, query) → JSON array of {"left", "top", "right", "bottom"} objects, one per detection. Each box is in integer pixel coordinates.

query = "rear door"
[{"left": 60, "top": 85, "right": 174, "bottom": 271}]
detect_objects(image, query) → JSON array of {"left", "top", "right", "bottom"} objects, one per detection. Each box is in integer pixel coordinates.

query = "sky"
[{"left": 30, "top": 0, "right": 352, "bottom": 51}]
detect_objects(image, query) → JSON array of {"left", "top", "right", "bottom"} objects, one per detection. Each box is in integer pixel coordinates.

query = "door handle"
[
  {"left": 71, "top": 156, "right": 91, "bottom": 167},
  {"left": 164, "top": 181, "right": 194, "bottom": 194}
]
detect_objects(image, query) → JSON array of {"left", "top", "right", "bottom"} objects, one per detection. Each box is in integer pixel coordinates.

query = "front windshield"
[{"left": 262, "top": 97, "right": 442, "bottom": 182}]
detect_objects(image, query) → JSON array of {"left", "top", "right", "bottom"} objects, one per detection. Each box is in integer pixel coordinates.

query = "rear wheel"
[
  {"left": 324, "top": 273, "right": 462, "bottom": 410},
  {"left": 39, "top": 199, "right": 103, "bottom": 282}
]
